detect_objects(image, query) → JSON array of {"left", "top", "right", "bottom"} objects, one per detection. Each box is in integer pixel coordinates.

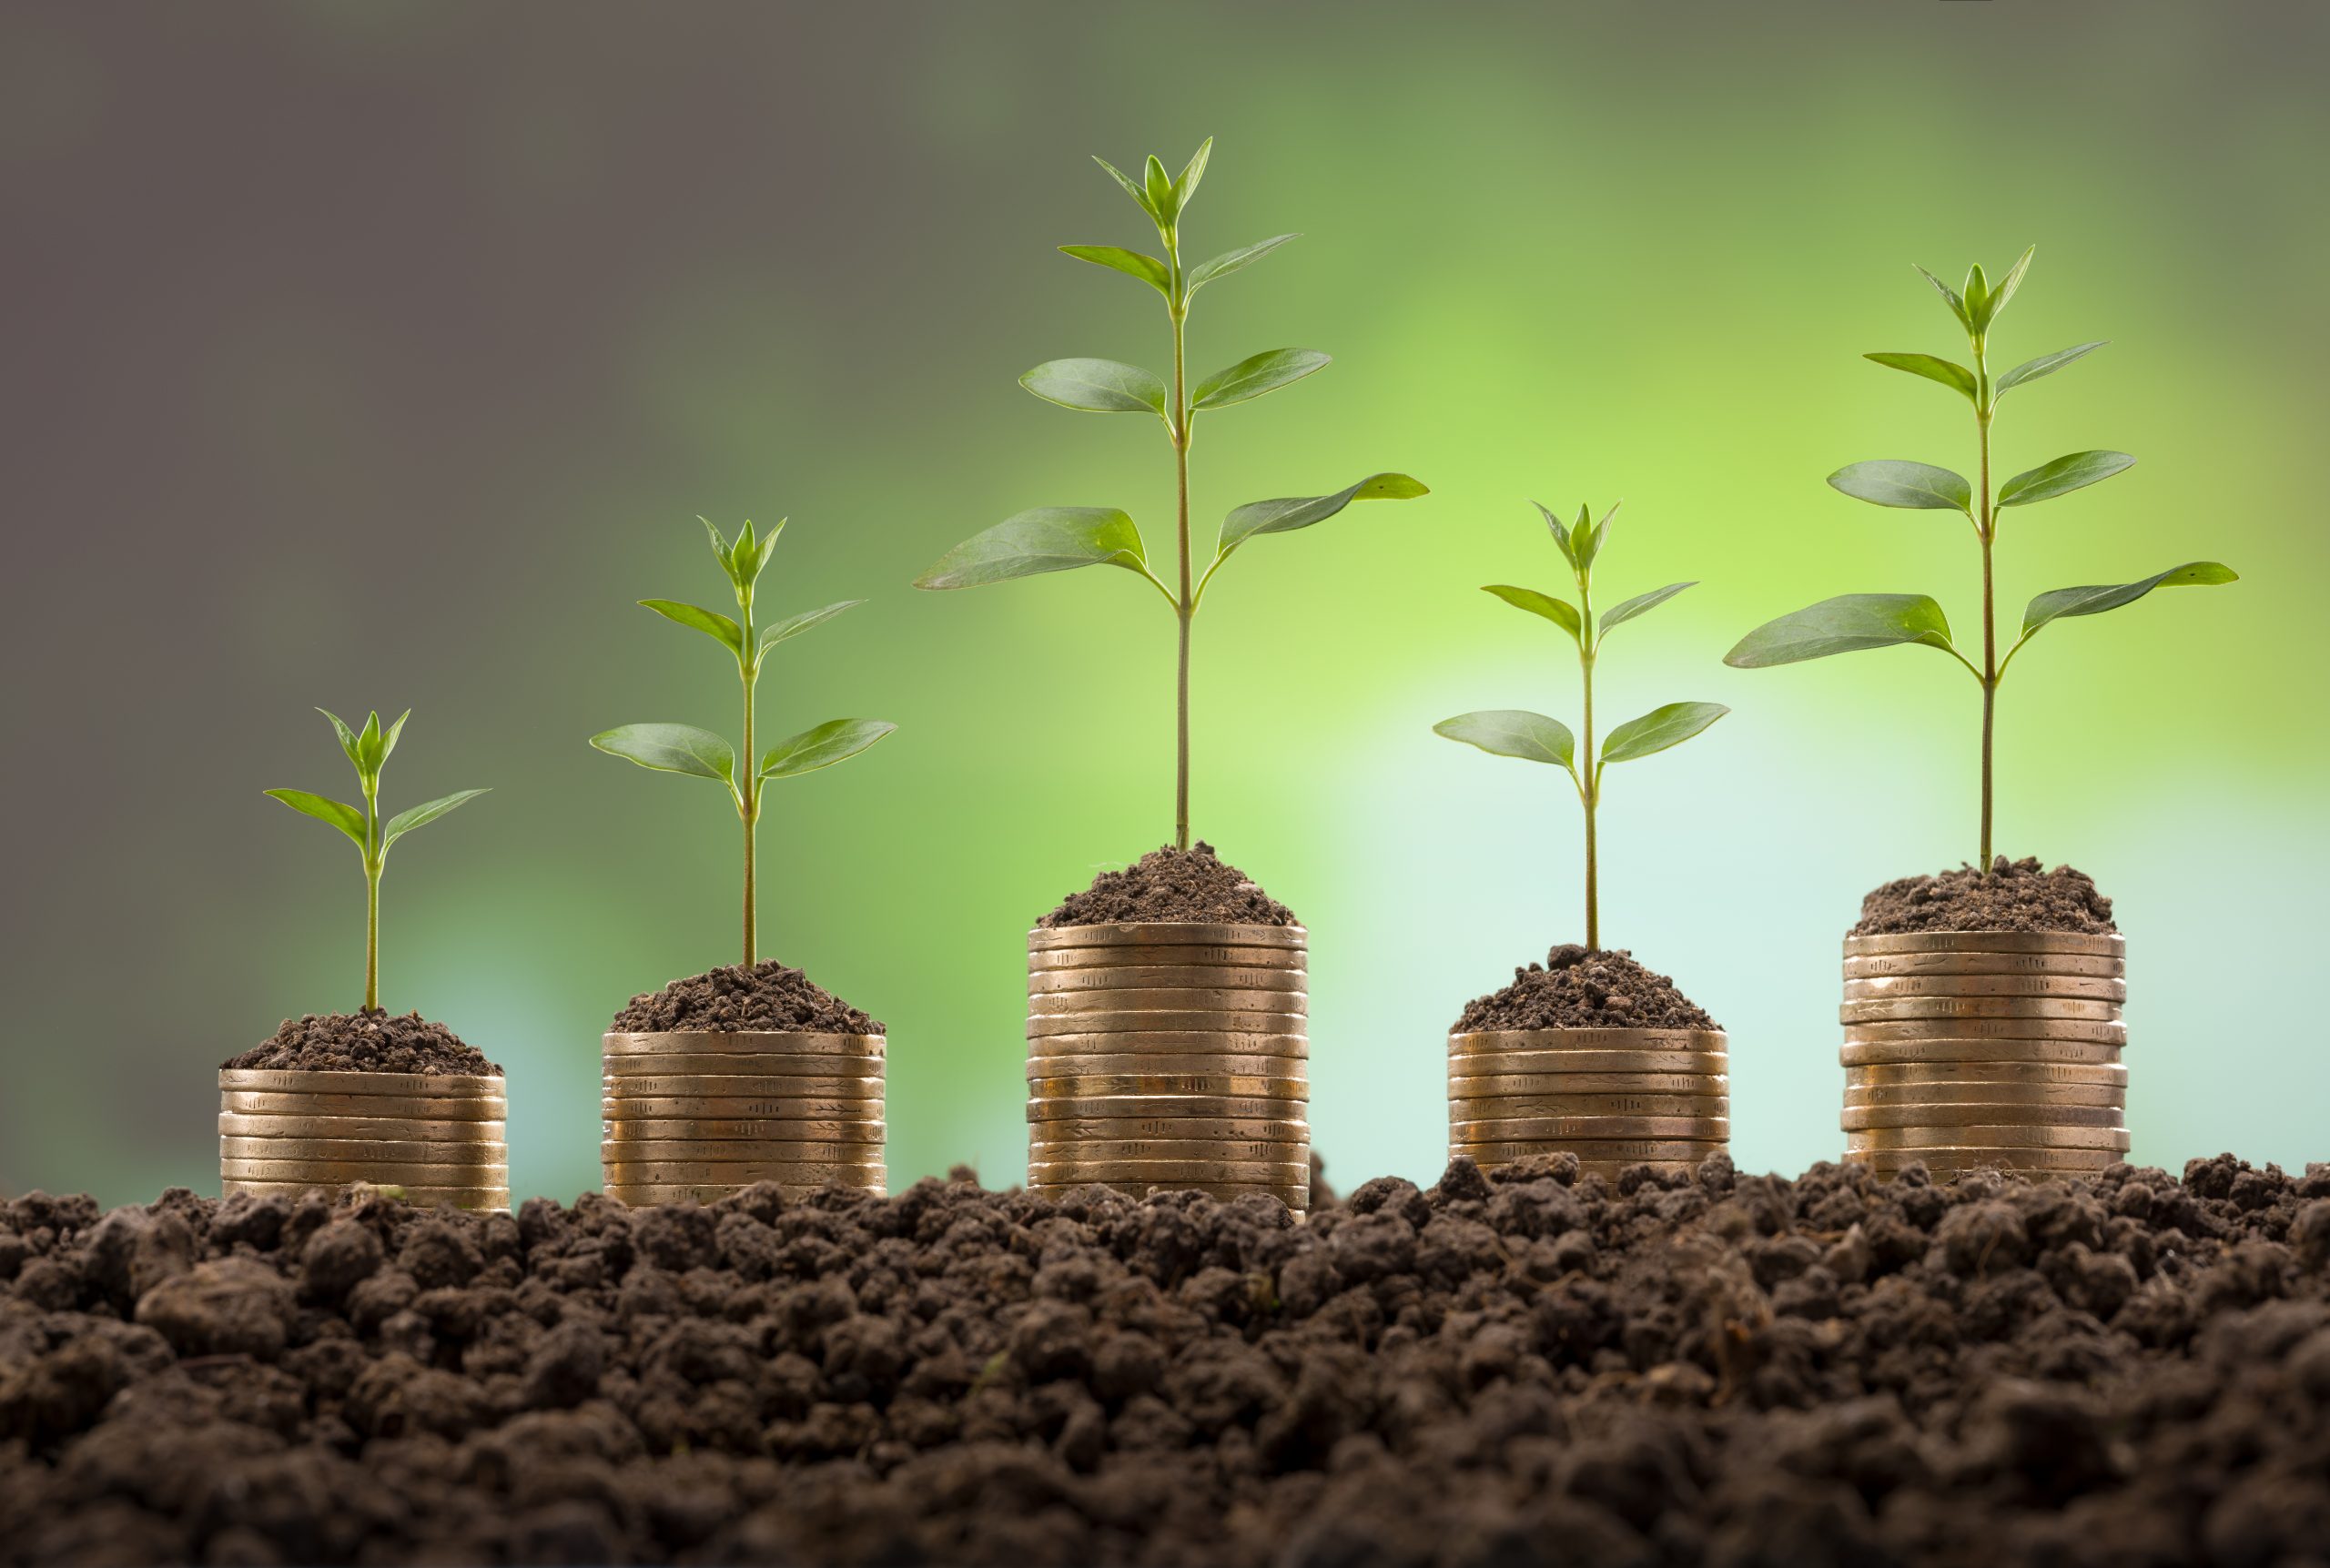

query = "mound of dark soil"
[
  {"left": 1853, "top": 856, "right": 2117, "bottom": 936},
  {"left": 1038, "top": 842, "right": 1296, "bottom": 928},
  {"left": 611, "top": 959, "right": 881, "bottom": 1035},
  {"left": 222, "top": 1011, "right": 500, "bottom": 1077},
  {"left": 1454, "top": 945, "right": 1719, "bottom": 1033},
  {"left": 5, "top": 1154, "right": 2326, "bottom": 1565}
]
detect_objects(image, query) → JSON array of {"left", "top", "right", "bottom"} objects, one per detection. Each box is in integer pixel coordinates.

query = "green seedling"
[
  {"left": 1726, "top": 249, "right": 2236, "bottom": 870},
  {"left": 267, "top": 710, "right": 487, "bottom": 1014},
  {"left": 593, "top": 521, "right": 895, "bottom": 965},
  {"left": 913, "top": 139, "right": 1427, "bottom": 849},
  {"left": 1436, "top": 504, "right": 1727, "bottom": 950}
]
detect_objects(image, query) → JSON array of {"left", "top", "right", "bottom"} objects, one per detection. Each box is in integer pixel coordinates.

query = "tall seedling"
[
  {"left": 1727, "top": 250, "right": 2235, "bottom": 869},
  {"left": 267, "top": 710, "right": 487, "bottom": 1013},
  {"left": 1437, "top": 505, "right": 1727, "bottom": 950},
  {"left": 914, "top": 140, "right": 1427, "bottom": 848},
  {"left": 594, "top": 521, "right": 896, "bottom": 963}
]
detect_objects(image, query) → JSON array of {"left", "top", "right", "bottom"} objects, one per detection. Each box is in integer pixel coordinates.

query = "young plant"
[
  {"left": 913, "top": 139, "right": 1426, "bottom": 849},
  {"left": 1435, "top": 504, "right": 1727, "bottom": 951},
  {"left": 593, "top": 521, "right": 895, "bottom": 965},
  {"left": 1725, "top": 250, "right": 2236, "bottom": 870},
  {"left": 266, "top": 710, "right": 487, "bottom": 1014}
]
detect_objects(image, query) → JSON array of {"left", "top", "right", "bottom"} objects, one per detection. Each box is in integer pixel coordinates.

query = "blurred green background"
[{"left": 4, "top": 2, "right": 2322, "bottom": 1208}]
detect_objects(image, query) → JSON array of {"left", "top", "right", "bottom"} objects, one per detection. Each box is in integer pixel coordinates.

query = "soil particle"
[
  {"left": 5, "top": 1153, "right": 2327, "bottom": 1564},
  {"left": 611, "top": 959, "right": 882, "bottom": 1035},
  {"left": 1852, "top": 855, "right": 2117, "bottom": 936},
  {"left": 222, "top": 1012, "right": 500, "bottom": 1077},
  {"left": 1454, "top": 945, "right": 1720, "bottom": 1033},
  {"left": 1038, "top": 842, "right": 1296, "bottom": 928}
]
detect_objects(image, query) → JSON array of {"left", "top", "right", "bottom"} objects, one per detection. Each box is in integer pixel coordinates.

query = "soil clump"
[
  {"left": 7, "top": 1153, "right": 2325, "bottom": 1564},
  {"left": 611, "top": 959, "right": 882, "bottom": 1035},
  {"left": 222, "top": 1011, "right": 500, "bottom": 1077},
  {"left": 1038, "top": 842, "right": 1297, "bottom": 928},
  {"left": 1454, "top": 945, "right": 1719, "bottom": 1033},
  {"left": 1852, "top": 855, "right": 2117, "bottom": 936}
]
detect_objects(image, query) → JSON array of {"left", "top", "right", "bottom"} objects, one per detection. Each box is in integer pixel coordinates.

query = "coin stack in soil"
[
  {"left": 1026, "top": 922, "right": 1309, "bottom": 1213},
  {"left": 1841, "top": 929, "right": 2128, "bottom": 1177},
  {"left": 1445, "top": 1027, "right": 1729, "bottom": 1179},
  {"left": 218, "top": 1067, "right": 508, "bottom": 1209},
  {"left": 600, "top": 1030, "right": 885, "bottom": 1203}
]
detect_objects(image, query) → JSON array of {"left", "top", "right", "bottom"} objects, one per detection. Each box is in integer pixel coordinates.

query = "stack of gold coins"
[
  {"left": 218, "top": 1067, "right": 509, "bottom": 1209},
  {"left": 1445, "top": 1027, "right": 1730, "bottom": 1179},
  {"left": 1840, "top": 930, "right": 2128, "bottom": 1178},
  {"left": 1025, "top": 922, "right": 1309, "bottom": 1213},
  {"left": 600, "top": 1030, "right": 885, "bottom": 1203}
]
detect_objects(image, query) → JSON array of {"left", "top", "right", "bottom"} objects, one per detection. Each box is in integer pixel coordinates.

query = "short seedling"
[
  {"left": 267, "top": 710, "right": 487, "bottom": 1013},
  {"left": 1726, "top": 250, "right": 2236, "bottom": 869},
  {"left": 914, "top": 140, "right": 1426, "bottom": 848},
  {"left": 593, "top": 521, "right": 895, "bottom": 964},
  {"left": 1437, "top": 504, "right": 1727, "bottom": 950}
]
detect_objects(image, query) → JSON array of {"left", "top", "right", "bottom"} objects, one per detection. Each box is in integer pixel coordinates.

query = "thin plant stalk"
[
  {"left": 738, "top": 583, "right": 759, "bottom": 965},
  {"left": 1972, "top": 335, "right": 1997, "bottom": 873},
  {"left": 1575, "top": 564, "right": 1599, "bottom": 951},
  {"left": 1168, "top": 241, "right": 1194, "bottom": 851}
]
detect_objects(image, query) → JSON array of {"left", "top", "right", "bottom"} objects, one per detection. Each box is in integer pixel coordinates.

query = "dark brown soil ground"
[
  {"left": 6, "top": 1154, "right": 2325, "bottom": 1565},
  {"left": 1853, "top": 857, "right": 2118, "bottom": 936},
  {"left": 222, "top": 1012, "right": 501, "bottom": 1077},
  {"left": 611, "top": 960, "right": 882, "bottom": 1035},
  {"left": 1454, "top": 946, "right": 1720, "bottom": 1034},
  {"left": 1038, "top": 843, "right": 1297, "bottom": 929}
]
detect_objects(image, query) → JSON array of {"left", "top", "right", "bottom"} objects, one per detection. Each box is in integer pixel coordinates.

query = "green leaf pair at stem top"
[
  {"left": 593, "top": 520, "right": 896, "bottom": 966},
  {"left": 1437, "top": 502, "right": 1727, "bottom": 951},
  {"left": 267, "top": 709, "right": 487, "bottom": 1015},
  {"left": 1726, "top": 248, "right": 2236, "bottom": 871},
  {"left": 914, "top": 139, "right": 1426, "bottom": 853}
]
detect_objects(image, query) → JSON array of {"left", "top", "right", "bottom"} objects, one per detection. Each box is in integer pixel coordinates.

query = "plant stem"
[
  {"left": 1578, "top": 570, "right": 1599, "bottom": 951},
  {"left": 1974, "top": 339, "right": 1997, "bottom": 874},
  {"left": 1170, "top": 264, "right": 1192, "bottom": 853},
  {"left": 361, "top": 776, "right": 380, "bottom": 1013},
  {"left": 740, "top": 649, "right": 758, "bottom": 966}
]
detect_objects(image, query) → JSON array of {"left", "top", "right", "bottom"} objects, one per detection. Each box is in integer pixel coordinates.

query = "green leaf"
[
  {"left": 639, "top": 599, "right": 745, "bottom": 659},
  {"left": 1143, "top": 155, "right": 1173, "bottom": 220},
  {"left": 1599, "top": 582, "right": 1697, "bottom": 636},
  {"left": 701, "top": 517, "right": 737, "bottom": 583},
  {"left": 729, "top": 520, "right": 760, "bottom": 582},
  {"left": 591, "top": 723, "right": 736, "bottom": 784},
  {"left": 319, "top": 708, "right": 363, "bottom": 771},
  {"left": 1172, "top": 137, "right": 1211, "bottom": 210},
  {"left": 382, "top": 789, "right": 488, "bottom": 851},
  {"left": 758, "top": 718, "right": 898, "bottom": 781},
  {"left": 915, "top": 507, "right": 1148, "bottom": 590},
  {"left": 1573, "top": 503, "right": 1610, "bottom": 570},
  {"left": 379, "top": 710, "right": 410, "bottom": 765},
  {"left": 1191, "top": 348, "right": 1330, "bottom": 410},
  {"left": 1995, "top": 340, "right": 2106, "bottom": 397},
  {"left": 1866, "top": 351, "right": 1977, "bottom": 401},
  {"left": 1725, "top": 593, "right": 1956, "bottom": 667},
  {"left": 1601, "top": 702, "right": 1730, "bottom": 764},
  {"left": 1059, "top": 245, "right": 1171, "bottom": 298},
  {"left": 1915, "top": 265, "right": 1971, "bottom": 330},
  {"left": 1829, "top": 460, "right": 1972, "bottom": 512},
  {"left": 745, "top": 519, "right": 784, "bottom": 582},
  {"left": 1979, "top": 246, "right": 2035, "bottom": 329},
  {"left": 265, "top": 789, "right": 369, "bottom": 848},
  {"left": 1481, "top": 584, "right": 1582, "bottom": 641},
  {"left": 356, "top": 711, "right": 385, "bottom": 774},
  {"left": 1535, "top": 501, "right": 1576, "bottom": 569},
  {"left": 1020, "top": 358, "right": 1169, "bottom": 418},
  {"left": 1218, "top": 472, "right": 1429, "bottom": 557},
  {"left": 1433, "top": 710, "right": 1576, "bottom": 771},
  {"left": 1996, "top": 450, "right": 2135, "bottom": 509},
  {"left": 1092, "top": 156, "right": 1161, "bottom": 224},
  {"left": 755, "top": 599, "right": 864, "bottom": 663},
  {"left": 2021, "top": 561, "right": 2238, "bottom": 638},
  {"left": 1961, "top": 262, "right": 1991, "bottom": 327},
  {"left": 1185, "top": 234, "right": 1298, "bottom": 296}
]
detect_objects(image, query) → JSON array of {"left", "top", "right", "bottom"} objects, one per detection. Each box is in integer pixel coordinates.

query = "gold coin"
[
  {"left": 1843, "top": 951, "right": 2123, "bottom": 980},
  {"left": 1445, "top": 1092, "right": 1727, "bottom": 1118},
  {"left": 1448, "top": 1028, "right": 1727, "bottom": 1054},
  {"left": 1028, "top": 1053, "right": 1309, "bottom": 1081},
  {"left": 1855, "top": 1151, "right": 2115, "bottom": 1176},
  {"left": 221, "top": 1179, "right": 508, "bottom": 1207},
  {"left": 218, "top": 1137, "right": 509, "bottom": 1164},
  {"left": 219, "top": 1158, "right": 508, "bottom": 1183},
  {"left": 1844, "top": 1080, "right": 2122, "bottom": 1109},
  {"left": 1027, "top": 921, "right": 1306, "bottom": 952},
  {"left": 1028, "top": 944, "right": 1305, "bottom": 973},
  {"left": 1454, "top": 1138, "right": 1726, "bottom": 1165},
  {"left": 218, "top": 1090, "right": 507, "bottom": 1120},
  {"left": 602, "top": 1031, "right": 883, "bottom": 1058},
  {"left": 1843, "top": 974, "right": 2126, "bottom": 1002},
  {"left": 1843, "top": 1017, "right": 2125, "bottom": 1046},
  {"left": 1027, "top": 1003, "right": 1308, "bottom": 1037},
  {"left": 1845, "top": 1124, "right": 2130, "bottom": 1151},
  {"left": 1841, "top": 1039, "right": 2122, "bottom": 1067},
  {"left": 1026, "top": 1073, "right": 1305, "bottom": 1100},
  {"left": 600, "top": 1073, "right": 886, "bottom": 1098},
  {"left": 1026, "top": 1116, "right": 1307, "bottom": 1143},
  {"left": 600, "top": 1092, "right": 889, "bottom": 1119},
  {"left": 1447, "top": 1071, "right": 1727, "bottom": 1098},
  {"left": 1027, "top": 1095, "right": 1302, "bottom": 1121},
  {"left": 1449, "top": 1050, "right": 1727, "bottom": 1077},
  {"left": 1027, "top": 1157, "right": 1311, "bottom": 1183},
  {"left": 1841, "top": 1103, "right": 2125, "bottom": 1130},
  {"left": 1024, "top": 1179, "right": 1307, "bottom": 1200},
  {"left": 1841, "top": 996, "right": 2120, "bottom": 1024},
  {"left": 1027, "top": 1030, "right": 1307, "bottom": 1059},
  {"left": 1026, "top": 1137, "right": 1305, "bottom": 1164},
  {"left": 601, "top": 1054, "right": 889, "bottom": 1080},
  {"left": 218, "top": 1068, "right": 506, "bottom": 1099},
  {"left": 1028, "top": 966, "right": 1306, "bottom": 995},
  {"left": 599, "top": 1113, "right": 884, "bottom": 1138},
  {"left": 1843, "top": 1059, "right": 2126, "bottom": 1088},
  {"left": 1450, "top": 1115, "right": 1729, "bottom": 1142},
  {"left": 1841, "top": 930, "right": 2124, "bottom": 958},
  {"left": 604, "top": 1178, "right": 884, "bottom": 1203},
  {"left": 600, "top": 1159, "right": 886, "bottom": 1185},
  {"left": 217, "top": 1112, "right": 505, "bottom": 1141},
  {"left": 600, "top": 1136, "right": 884, "bottom": 1161}
]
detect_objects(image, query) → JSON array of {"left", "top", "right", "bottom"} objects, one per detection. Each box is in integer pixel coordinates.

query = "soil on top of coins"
[
  {"left": 1454, "top": 945, "right": 1720, "bottom": 1034},
  {"left": 5, "top": 1154, "right": 2328, "bottom": 1566},
  {"left": 222, "top": 1011, "right": 501, "bottom": 1077},
  {"left": 1852, "top": 855, "right": 2119, "bottom": 936},
  {"left": 611, "top": 959, "right": 882, "bottom": 1036},
  {"left": 1038, "top": 841, "right": 1298, "bottom": 928}
]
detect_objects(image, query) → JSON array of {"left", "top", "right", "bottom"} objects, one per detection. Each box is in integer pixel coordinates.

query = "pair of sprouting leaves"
[
  {"left": 1437, "top": 503, "right": 1727, "bottom": 791},
  {"left": 1727, "top": 248, "right": 2235, "bottom": 675},
  {"left": 268, "top": 709, "right": 486, "bottom": 865},
  {"left": 593, "top": 520, "right": 895, "bottom": 810}
]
